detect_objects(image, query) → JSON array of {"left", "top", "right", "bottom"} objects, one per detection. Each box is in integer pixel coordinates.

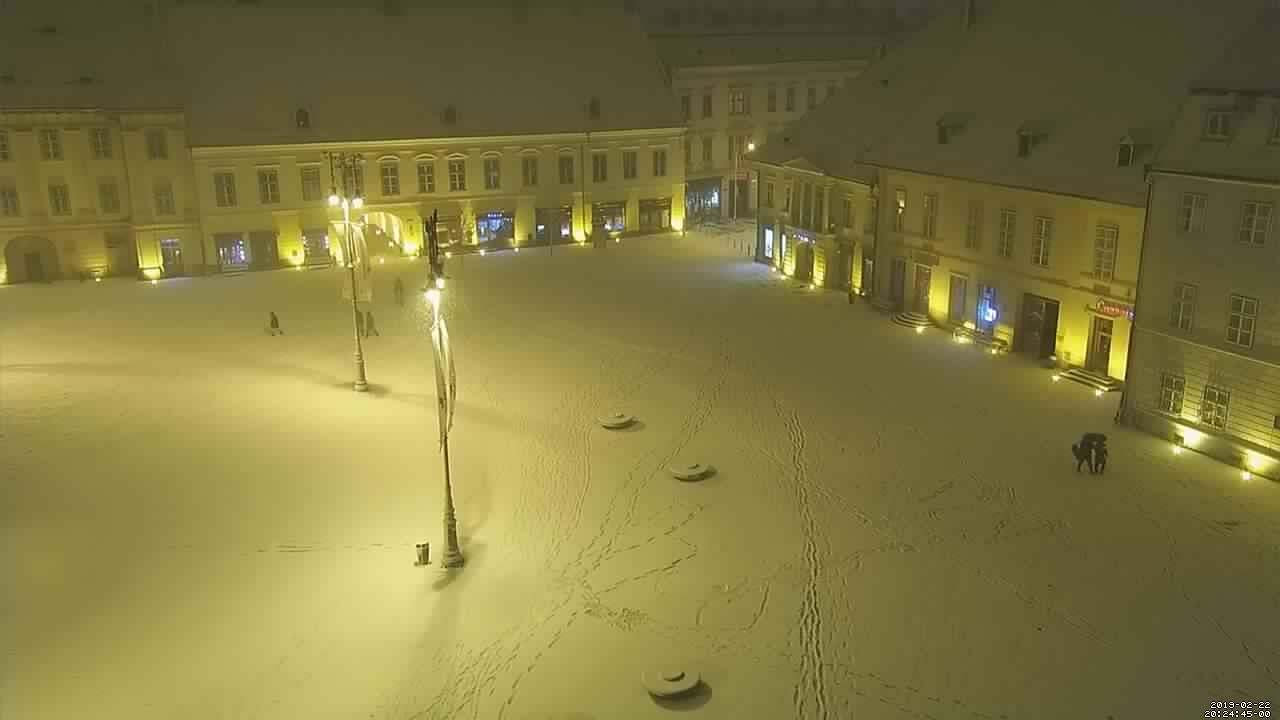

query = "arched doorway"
[
  {"left": 360, "top": 210, "right": 415, "bottom": 257},
  {"left": 4, "top": 236, "right": 60, "bottom": 283}
]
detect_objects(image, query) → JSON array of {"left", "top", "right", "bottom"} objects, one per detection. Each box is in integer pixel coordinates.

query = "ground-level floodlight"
[
  {"left": 597, "top": 412, "right": 636, "bottom": 429},
  {"left": 669, "top": 463, "right": 711, "bottom": 481},
  {"left": 642, "top": 667, "right": 701, "bottom": 698}
]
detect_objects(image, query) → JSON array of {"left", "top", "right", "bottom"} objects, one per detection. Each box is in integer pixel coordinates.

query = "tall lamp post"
[
  {"left": 424, "top": 213, "right": 464, "bottom": 569},
  {"left": 325, "top": 151, "right": 370, "bottom": 392},
  {"left": 731, "top": 140, "right": 756, "bottom": 255}
]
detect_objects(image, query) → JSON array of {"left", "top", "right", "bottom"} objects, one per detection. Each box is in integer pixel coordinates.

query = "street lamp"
[
  {"left": 325, "top": 151, "right": 370, "bottom": 392},
  {"left": 424, "top": 285, "right": 464, "bottom": 568},
  {"left": 731, "top": 139, "right": 756, "bottom": 221}
]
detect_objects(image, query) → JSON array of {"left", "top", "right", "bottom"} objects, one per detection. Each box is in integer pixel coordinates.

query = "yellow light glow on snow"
[
  {"left": 479, "top": 249, "right": 487, "bottom": 256},
  {"left": 425, "top": 288, "right": 441, "bottom": 308},
  {"left": 1179, "top": 427, "right": 1204, "bottom": 447},
  {"left": 404, "top": 243, "right": 418, "bottom": 255},
  {"left": 150, "top": 279, "right": 158, "bottom": 285},
  {"left": 1242, "top": 471, "right": 1253, "bottom": 481},
  {"left": 435, "top": 277, "right": 444, "bottom": 289},
  {"left": 915, "top": 326, "right": 924, "bottom": 334},
  {"left": 142, "top": 267, "right": 162, "bottom": 280},
  {"left": 514, "top": 247, "right": 520, "bottom": 253},
  {"left": 94, "top": 277, "right": 102, "bottom": 283},
  {"left": 1094, "top": 389, "right": 1104, "bottom": 397},
  {"left": 671, "top": 217, "right": 684, "bottom": 231},
  {"left": 989, "top": 348, "right": 998, "bottom": 355},
  {"left": 445, "top": 251, "right": 453, "bottom": 259},
  {"left": 1051, "top": 374, "right": 1060, "bottom": 382},
  {"left": 1172, "top": 445, "right": 1183, "bottom": 455}
]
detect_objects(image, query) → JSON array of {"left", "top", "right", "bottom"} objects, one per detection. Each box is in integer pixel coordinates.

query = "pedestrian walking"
[
  {"left": 1071, "top": 443, "right": 1093, "bottom": 473},
  {"left": 364, "top": 310, "right": 379, "bottom": 337},
  {"left": 266, "top": 311, "right": 283, "bottom": 336},
  {"left": 394, "top": 276, "right": 405, "bottom": 307},
  {"left": 1094, "top": 444, "right": 1109, "bottom": 474},
  {"left": 1081, "top": 433, "right": 1107, "bottom": 475}
]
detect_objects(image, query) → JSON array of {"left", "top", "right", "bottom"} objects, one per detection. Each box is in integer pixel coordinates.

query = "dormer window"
[
  {"left": 1116, "top": 143, "right": 1134, "bottom": 167},
  {"left": 1016, "top": 120, "right": 1051, "bottom": 158},
  {"left": 1017, "top": 134, "right": 1032, "bottom": 158},
  {"left": 295, "top": 108, "right": 311, "bottom": 129},
  {"left": 937, "top": 112, "right": 971, "bottom": 145},
  {"left": 1203, "top": 109, "right": 1233, "bottom": 140},
  {"left": 1116, "top": 128, "right": 1151, "bottom": 167}
]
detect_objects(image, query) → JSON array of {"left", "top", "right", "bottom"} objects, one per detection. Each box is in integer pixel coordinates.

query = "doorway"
[
  {"left": 913, "top": 264, "right": 932, "bottom": 314},
  {"left": 24, "top": 252, "right": 46, "bottom": 282},
  {"left": 248, "top": 231, "right": 278, "bottom": 269},
  {"left": 861, "top": 256, "right": 874, "bottom": 296},
  {"left": 5, "top": 236, "right": 59, "bottom": 283},
  {"left": 160, "top": 238, "right": 184, "bottom": 276},
  {"left": 1087, "top": 316, "right": 1114, "bottom": 373},
  {"left": 948, "top": 274, "right": 968, "bottom": 325},
  {"left": 890, "top": 257, "right": 907, "bottom": 311},
  {"left": 1017, "top": 294, "right": 1060, "bottom": 359}
]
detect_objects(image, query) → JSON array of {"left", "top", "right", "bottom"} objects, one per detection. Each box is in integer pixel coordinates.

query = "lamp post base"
[
  {"left": 353, "top": 380, "right": 369, "bottom": 392},
  {"left": 439, "top": 546, "right": 465, "bottom": 569}
]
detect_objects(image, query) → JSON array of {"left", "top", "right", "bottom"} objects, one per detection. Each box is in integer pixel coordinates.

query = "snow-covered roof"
[
  {"left": 755, "top": 0, "right": 1269, "bottom": 206},
  {"left": 0, "top": 0, "right": 182, "bottom": 111},
  {"left": 1189, "top": 9, "right": 1280, "bottom": 96},
  {"left": 750, "top": 1, "right": 974, "bottom": 185},
  {"left": 655, "top": 33, "right": 879, "bottom": 70},
  {"left": 165, "top": 5, "right": 683, "bottom": 147}
]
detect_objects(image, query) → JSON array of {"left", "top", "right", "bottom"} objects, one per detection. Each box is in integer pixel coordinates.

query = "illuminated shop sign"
[{"left": 1088, "top": 298, "right": 1134, "bottom": 320}]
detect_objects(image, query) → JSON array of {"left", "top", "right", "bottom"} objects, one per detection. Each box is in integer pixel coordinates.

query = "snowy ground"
[{"left": 4, "top": 230, "right": 1279, "bottom": 720}]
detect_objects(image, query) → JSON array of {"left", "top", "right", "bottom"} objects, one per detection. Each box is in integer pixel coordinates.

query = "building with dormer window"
[{"left": 1122, "top": 10, "right": 1280, "bottom": 480}]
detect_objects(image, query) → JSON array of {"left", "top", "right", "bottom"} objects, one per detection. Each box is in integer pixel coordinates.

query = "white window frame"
[
  {"left": 622, "top": 150, "right": 638, "bottom": 180},
  {"left": 922, "top": 193, "right": 938, "bottom": 239},
  {"left": 448, "top": 158, "right": 467, "bottom": 192},
  {"left": 154, "top": 180, "right": 175, "bottom": 216},
  {"left": 767, "top": 86, "right": 777, "bottom": 113},
  {"left": 1159, "top": 373, "right": 1185, "bottom": 415},
  {"left": 680, "top": 94, "right": 691, "bottom": 121},
  {"left": 145, "top": 129, "right": 168, "bottom": 160},
  {"left": 39, "top": 129, "right": 62, "bottom": 161},
  {"left": 592, "top": 152, "right": 608, "bottom": 183},
  {"left": 998, "top": 209, "right": 1016, "bottom": 258},
  {"left": 558, "top": 155, "right": 574, "bottom": 185},
  {"left": 90, "top": 128, "right": 112, "bottom": 159},
  {"left": 702, "top": 92, "right": 712, "bottom": 118},
  {"left": 214, "top": 172, "right": 237, "bottom": 207},
  {"left": 98, "top": 179, "right": 120, "bottom": 214},
  {"left": 1203, "top": 109, "right": 1233, "bottom": 140},
  {"left": 1171, "top": 283, "right": 1196, "bottom": 331},
  {"left": 1180, "top": 192, "right": 1207, "bottom": 233},
  {"left": 522, "top": 155, "right": 538, "bottom": 186},
  {"left": 1227, "top": 294, "right": 1258, "bottom": 348},
  {"left": 701, "top": 136, "right": 713, "bottom": 165},
  {"left": 1201, "top": 385, "right": 1230, "bottom": 430},
  {"left": 965, "top": 200, "right": 982, "bottom": 249},
  {"left": 300, "top": 166, "right": 322, "bottom": 202},
  {"left": 1031, "top": 216, "right": 1052, "bottom": 267},
  {"left": 729, "top": 89, "right": 749, "bottom": 115},
  {"left": 785, "top": 85, "right": 797, "bottom": 112},
  {"left": 1094, "top": 224, "right": 1118, "bottom": 280},
  {"left": 0, "top": 130, "right": 9, "bottom": 161},
  {"left": 765, "top": 182, "right": 775, "bottom": 209},
  {"left": 806, "top": 85, "right": 817, "bottom": 111},
  {"left": 843, "top": 196, "right": 854, "bottom": 228},
  {"left": 652, "top": 148, "right": 667, "bottom": 177},
  {"left": 0, "top": 184, "right": 18, "bottom": 216},
  {"left": 483, "top": 156, "right": 501, "bottom": 190},
  {"left": 379, "top": 161, "right": 400, "bottom": 196},
  {"left": 48, "top": 183, "right": 71, "bottom": 215},
  {"left": 417, "top": 160, "right": 436, "bottom": 193},
  {"left": 257, "top": 168, "right": 280, "bottom": 204},
  {"left": 1239, "top": 201, "right": 1273, "bottom": 246}
]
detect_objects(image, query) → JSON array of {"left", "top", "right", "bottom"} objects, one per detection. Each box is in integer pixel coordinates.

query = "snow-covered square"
[{"left": 4, "top": 231, "right": 1278, "bottom": 719}]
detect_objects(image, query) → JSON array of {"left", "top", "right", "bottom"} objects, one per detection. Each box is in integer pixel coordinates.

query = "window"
[
  {"left": 146, "top": 129, "right": 168, "bottom": 160},
  {"left": 91, "top": 128, "right": 112, "bottom": 159},
  {"left": 1158, "top": 373, "right": 1185, "bottom": 415},
  {"left": 295, "top": 108, "right": 311, "bottom": 129},
  {"left": 1094, "top": 225, "right": 1118, "bottom": 280},
  {"left": 417, "top": 161, "right": 435, "bottom": 193},
  {"left": 558, "top": 155, "right": 574, "bottom": 185},
  {"left": 300, "top": 166, "right": 322, "bottom": 202},
  {"left": 785, "top": 86, "right": 796, "bottom": 112},
  {"left": 652, "top": 148, "right": 667, "bottom": 177},
  {"left": 48, "top": 183, "right": 71, "bottom": 215},
  {"left": 683, "top": 139, "right": 691, "bottom": 168},
  {"left": 1031, "top": 216, "right": 1052, "bottom": 267},
  {"left": 1203, "top": 109, "right": 1233, "bottom": 140},
  {"left": 701, "top": 136, "right": 713, "bottom": 165},
  {"left": 783, "top": 185, "right": 792, "bottom": 213},
  {"left": 1201, "top": 385, "right": 1230, "bottom": 430},
  {"left": 378, "top": 162, "right": 400, "bottom": 196},
  {"left": 98, "top": 180, "right": 120, "bottom": 214},
  {"left": 0, "top": 130, "right": 9, "bottom": 161},
  {"left": 1227, "top": 294, "right": 1258, "bottom": 348},
  {"left": 729, "top": 89, "right": 749, "bottom": 115},
  {"left": 1180, "top": 192, "right": 1207, "bottom": 233},
  {"left": 483, "top": 156, "right": 500, "bottom": 190},
  {"left": 0, "top": 184, "right": 17, "bottom": 216},
  {"left": 680, "top": 94, "right": 691, "bottom": 121},
  {"left": 343, "top": 163, "right": 364, "bottom": 196},
  {"left": 922, "top": 193, "right": 938, "bottom": 238},
  {"left": 998, "top": 209, "right": 1016, "bottom": 258},
  {"left": 825, "top": 80, "right": 837, "bottom": 100},
  {"left": 814, "top": 189, "right": 824, "bottom": 230},
  {"left": 1116, "top": 143, "right": 1134, "bottom": 168},
  {"left": 1239, "top": 201, "right": 1273, "bottom": 246},
  {"left": 1272, "top": 112, "right": 1280, "bottom": 144},
  {"left": 39, "top": 129, "right": 62, "bottom": 160},
  {"left": 257, "top": 169, "right": 280, "bottom": 204},
  {"left": 767, "top": 86, "right": 777, "bottom": 112},
  {"left": 512, "top": 156, "right": 533, "bottom": 187},
  {"left": 806, "top": 86, "right": 817, "bottom": 110},
  {"left": 702, "top": 92, "right": 712, "bottom": 118},
  {"left": 154, "top": 180, "right": 175, "bottom": 215},
  {"left": 765, "top": 182, "right": 775, "bottom": 208},
  {"left": 843, "top": 197, "right": 854, "bottom": 228},
  {"left": 623, "top": 150, "right": 637, "bottom": 179},
  {"left": 448, "top": 159, "right": 466, "bottom": 191},
  {"left": 214, "top": 172, "right": 237, "bottom": 207},
  {"left": 592, "top": 152, "right": 607, "bottom": 182},
  {"left": 893, "top": 189, "right": 906, "bottom": 232},
  {"left": 965, "top": 200, "right": 982, "bottom": 249},
  {"left": 1171, "top": 283, "right": 1196, "bottom": 331}
]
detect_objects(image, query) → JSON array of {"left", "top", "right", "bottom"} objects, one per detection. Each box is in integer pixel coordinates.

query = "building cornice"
[
  {"left": 671, "top": 58, "right": 867, "bottom": 78},
  {"left": 1149, "top": 167, "right": 1280, "bottom": 189},
  {"left": 748, "top": 157, "right": 872, "bottom": 188},
  {"left": 190, "top": 126, "right": 686, "bottom": 159},
  {"left": 866, "top": 162, "right": 1147, "bottom": 209}
]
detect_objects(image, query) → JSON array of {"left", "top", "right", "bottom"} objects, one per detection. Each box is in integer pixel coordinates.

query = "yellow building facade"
[
  {"left": 0, "top": 109, "right": 201, "bottom": 283},
  {"left": 874, "top": 169, "right": 1142, "bottom": 380}
]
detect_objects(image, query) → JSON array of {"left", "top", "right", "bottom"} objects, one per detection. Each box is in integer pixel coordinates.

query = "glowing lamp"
[
  {"left": 479, "top": 249, "right": 486, "bottom": 256},
  {"left": 378, "top": 257, "right": 385, "bottom": 264},
  {"left": 915, "top": 326, "right": 924, "bottom": 334},
  {"left": 1051, "top": 374, "right": 1061, "bottom": 382},
  {"left": 328, "top": 194, "right": 340, "bottom": 206},
  {"left": 150, "top": 279, "right": 158, "bottom": 285},
  {"left": 1094, "top": 389, "right": 1103, "bottom": 397},
  {"left": 747, "top": 141, "right": 756, "bottom": 152},
  {"left": 295, "top": 265, "right": 303, "bottom": 271},
  {"left": 352, "top": 197, "right": 364, "bottom": 209},
  {"left": 425, "top": 288, "right": 441, "bottom": 308},
  {"left": 445, "top": 251, "right": 453, "bottom": 259},
  {"left": 1242, "top": 471, "right": 1253, "bottom": 481},
  {"left": 94, "top": 277, "right": 102, "bottom": 283},
  {"left": 1172, "top": 445, "right": 1183, "bottom": 455},
  {"left": 514, "top": 247, "right": 520, "bottom": 253},
  {"left": 434, "top": 277, "right": 444, "bottom": 290},
  {"left": 989, "top": 348, "right": 998, "bottom": 355}
]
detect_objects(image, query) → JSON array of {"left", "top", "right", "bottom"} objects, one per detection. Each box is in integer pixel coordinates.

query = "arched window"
[{"left": 295, "top": 108, "right": 311, "bottom": 129}]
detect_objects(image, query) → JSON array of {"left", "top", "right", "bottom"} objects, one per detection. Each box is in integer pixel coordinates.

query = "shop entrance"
[
  {"left": 1017, "top": 294, "right": 1060, "bottom": 359},
  {"left": 1087, "top": 316, "right": 1114, "bottom": 374},
  {"left": 913, "top": 264, "right": 932, "bottom": 314}
]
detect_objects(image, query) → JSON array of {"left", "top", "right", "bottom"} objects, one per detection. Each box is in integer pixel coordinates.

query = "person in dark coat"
[
  {"left": 1094, "top": 444, "right": 1109, "bottom": 474},
  {"left": 1081, "top": 433, "right": 1108, "bottom": 475},
  {"left": 1071, "top": 443, "right": 1093, "bottom": 473},
  {"left": 267, "top": 311, "right": 283, "bottom": 336},
  {"left": 364, "top": 310, "right": 379, "bottom": 337}
]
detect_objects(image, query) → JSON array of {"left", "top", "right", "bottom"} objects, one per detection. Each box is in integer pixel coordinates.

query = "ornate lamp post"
[
  {"left": 325, "top": 152, "right": 370, "bottom": 392},
  {"left": 424, "top": 212, "right": 464, "bottom": 569}
]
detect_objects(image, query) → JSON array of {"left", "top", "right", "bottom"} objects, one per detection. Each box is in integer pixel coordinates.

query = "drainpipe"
[{"left": 1115, "top": 165, "right": 1155, "bottom": 425}]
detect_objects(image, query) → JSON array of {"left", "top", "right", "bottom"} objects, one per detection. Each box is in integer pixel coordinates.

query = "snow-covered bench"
[{"left": 952, "top": 326, "right": 1010, "bottom": 354}]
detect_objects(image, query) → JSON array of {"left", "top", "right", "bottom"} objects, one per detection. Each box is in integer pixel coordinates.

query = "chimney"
[{"left": 962, "top": 0, "right": 975, "bottom": 31}]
